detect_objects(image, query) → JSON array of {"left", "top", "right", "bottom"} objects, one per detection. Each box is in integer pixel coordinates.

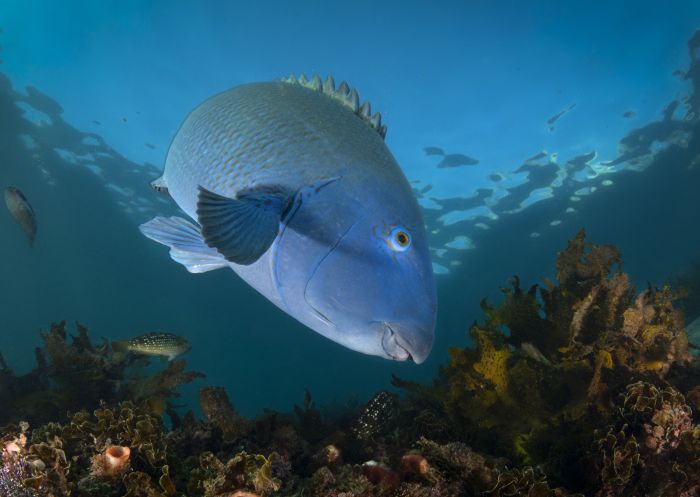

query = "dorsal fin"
[{"left": 280, "top": 74, "right": 388, "bottom": 139}]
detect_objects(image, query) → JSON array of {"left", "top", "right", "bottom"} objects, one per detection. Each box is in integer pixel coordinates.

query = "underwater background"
[
  {"left": 0, "top": 0, "right": 700, "bottom": 497},
  {"left": 1, "top": 0, "right": 700, "bottom": 424}
]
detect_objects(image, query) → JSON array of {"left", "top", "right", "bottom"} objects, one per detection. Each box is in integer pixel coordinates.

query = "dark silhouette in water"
[
  {"left": 4, "top": 186, "right": 37, "bottom": 247},
  {"left": 546, "top": 102, "right": 576, "bottom": 130},
  {"left": 424, "top": 146, "right": 479, "bottom": 168}
]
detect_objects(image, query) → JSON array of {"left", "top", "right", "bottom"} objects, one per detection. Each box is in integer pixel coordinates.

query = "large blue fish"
[{"left": 140, "top": 74, "right": 436, "bottom": 363}]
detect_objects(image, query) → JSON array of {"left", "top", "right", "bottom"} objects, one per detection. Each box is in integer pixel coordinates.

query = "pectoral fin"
[
  {"left": 139, "top": 216, "right": 227, "bottom": 273},
  {"left": 196, "top": 185, "right": 292, "bottom": 265}
]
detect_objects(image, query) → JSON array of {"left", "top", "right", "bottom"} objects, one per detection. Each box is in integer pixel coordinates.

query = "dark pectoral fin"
[{"left": 196, "top": 185, "right": 292, "bottom": 265}]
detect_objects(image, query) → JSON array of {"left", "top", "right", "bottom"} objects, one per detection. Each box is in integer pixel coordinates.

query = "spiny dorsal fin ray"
[{"left": 280, "top": 74, "right": 387, "bottom": 139}]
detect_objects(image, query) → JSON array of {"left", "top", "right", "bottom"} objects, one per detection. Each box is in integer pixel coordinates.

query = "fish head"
[{"left": 275, "top": 178, "right": 436, "bottom": 364}]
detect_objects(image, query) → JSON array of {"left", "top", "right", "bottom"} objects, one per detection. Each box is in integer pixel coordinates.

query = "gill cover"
[{"left": 303, "top": 218, "right": 436, "bottom": 363}]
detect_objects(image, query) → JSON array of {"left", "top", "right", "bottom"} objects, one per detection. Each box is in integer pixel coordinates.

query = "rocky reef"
[{"left": 1, "top": 231, "right": 700, "bottom": 497}]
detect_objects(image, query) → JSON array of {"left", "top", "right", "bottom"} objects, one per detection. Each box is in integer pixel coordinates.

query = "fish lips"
[{"left": 380, "top": 323, "right": 432, "bottom": 364}]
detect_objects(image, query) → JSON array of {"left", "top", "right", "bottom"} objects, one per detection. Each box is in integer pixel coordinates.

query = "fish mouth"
[{"left": 381, "top": 324, "right": 413, "bottom": 362}]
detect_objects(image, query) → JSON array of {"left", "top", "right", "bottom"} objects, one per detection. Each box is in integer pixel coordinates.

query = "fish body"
[
  {"left": 140, "top": 75, "right": 437, "bottom": 363},
  {"left": 4, "top": 186, "right": 37, "bottom": 247},
  {"left": 520, "top": 342, "right": 553, "bottom": 366},
  {"left": 351, "top": 390, "right": 399, "bottom": 440},
  {"left": 112, "top": 332, "right": 190, "bottom": 360}
]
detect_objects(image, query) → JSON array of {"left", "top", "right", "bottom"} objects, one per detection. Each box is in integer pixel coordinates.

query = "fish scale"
[{"left": 166, "top": 81, "right": 395, "bottom": 221}]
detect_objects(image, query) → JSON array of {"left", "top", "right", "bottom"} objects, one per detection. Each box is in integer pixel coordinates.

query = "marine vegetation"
[
  {"left": 395, "top": 229, "right": 700, "bottom": 495},
  {"left": 0, "top": 321, "right": 204, "bottom": 427},
  {"left": 1, "top": 231, "right": 699, "bottom": 497}
]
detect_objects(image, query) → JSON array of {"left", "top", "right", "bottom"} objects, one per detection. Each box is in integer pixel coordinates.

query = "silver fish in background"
[
  {"left": 112, "top": 332, "right": 191, "bottom": 361},
  {"left": 140, "top": 74, "right": 437, "bottom": 363},
  {"left": 4, "top": 186, "right": 37, "bottom": 247}
]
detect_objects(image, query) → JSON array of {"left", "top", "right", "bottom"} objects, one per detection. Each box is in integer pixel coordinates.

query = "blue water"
[{"left": 1, "top": 0, "right": 700, "bottom": 416}]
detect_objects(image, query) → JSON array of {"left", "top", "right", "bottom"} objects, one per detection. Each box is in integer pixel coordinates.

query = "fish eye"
[{"left": 390, "top": 228, "right": 412, "bottom": 251}]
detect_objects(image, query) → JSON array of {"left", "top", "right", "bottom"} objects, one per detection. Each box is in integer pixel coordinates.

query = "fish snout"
[{"left": 381, "top": 321, "right": 434, "bottom": 364}]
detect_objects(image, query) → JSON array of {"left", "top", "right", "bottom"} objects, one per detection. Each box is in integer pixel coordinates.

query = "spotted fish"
[
  {"left": 140, "top": 75, "right": 436, "bottom": 363},
  {"left": 112, "top": 332, "right": 190, "bottom": 361}
]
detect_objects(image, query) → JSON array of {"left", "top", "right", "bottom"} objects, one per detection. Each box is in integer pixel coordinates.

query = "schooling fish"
[
  {"left": 4, "top": 186, "right": 37, "bottom": 247},
  {"left": 140, "top": 74, "right": 437, "bottom": 363},
  {"left": 112, "top": 332, "right": 191, "bottom": 361}
]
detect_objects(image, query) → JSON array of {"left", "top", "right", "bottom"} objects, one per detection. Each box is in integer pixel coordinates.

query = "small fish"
[
  {"left": 622, "top": 110, "right": 636, "bottom": 119},
  {"left": 546, "top": 102, "right": 577, "bottom": 127},
  {"left": 520, "top": 342, "right": 552, "bottom": 366},
  {"left": 4, "top": 186, "right": 37, "bottom": 246},
  {"left": 488, "top": 173, "right": 503, "bottom": 182},
  {"left": 525, "top": 151, "right": 548, "bottom": 163},
  {"left": 351, "top": 390, "right": 399, "bottom": 440},
  {"left": 112, "top": 332, "right": 191, "bottom": 360},
  {"left": 145, "top": 143, "right": 156, "bottom": 149}
]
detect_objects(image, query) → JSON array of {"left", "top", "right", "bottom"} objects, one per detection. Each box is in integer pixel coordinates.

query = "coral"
[{"left": 90, "top": 445, "right": 131, "bottom": 478}]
